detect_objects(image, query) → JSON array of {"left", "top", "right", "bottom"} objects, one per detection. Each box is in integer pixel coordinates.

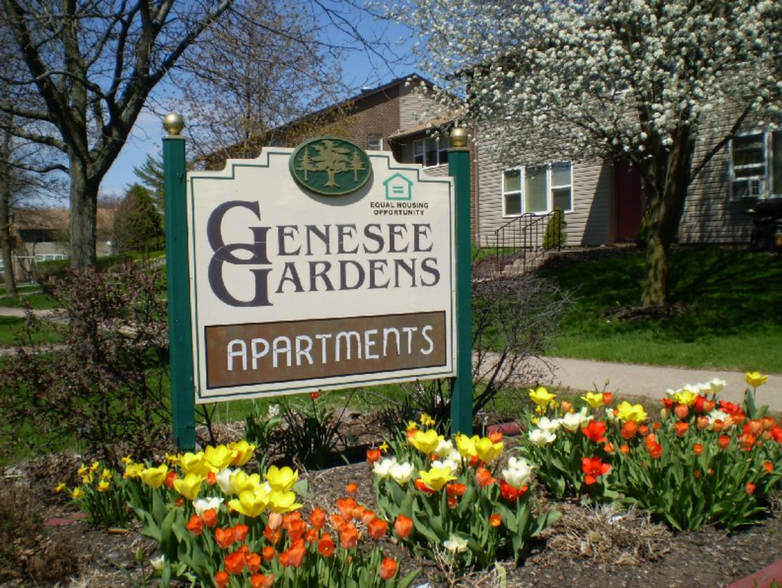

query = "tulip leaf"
[{"left": 398, "top": 569, "right": 420, "bottom": 588}]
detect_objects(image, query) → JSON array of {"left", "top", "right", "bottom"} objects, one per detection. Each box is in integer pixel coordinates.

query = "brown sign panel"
[{"left": 205, "top": 312, "right": 446, "bottom": 389}]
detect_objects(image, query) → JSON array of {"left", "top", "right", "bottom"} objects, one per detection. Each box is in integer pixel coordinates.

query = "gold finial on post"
[
  {"left": 163, "top": 112, "right": 185, "bottom": 136},
  {"left": 450, "top": 126, "right": 468, "bottom": 148}
]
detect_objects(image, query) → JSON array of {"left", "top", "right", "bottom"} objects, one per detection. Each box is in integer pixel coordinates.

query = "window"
[
  {"left": 730, "top": 129, "right": 782, "bottom": 199},
  {"left": 367, "top": 136, "right": 382, "bottom": 151},
  {"left": 503, "top": 163, "right": 573, "bottom": 216},
  {"left": 414, "top": 136, "right": 449, "bottom": 167}
]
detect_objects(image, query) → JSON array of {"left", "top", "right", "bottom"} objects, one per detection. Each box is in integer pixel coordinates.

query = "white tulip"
[
  {"left": 389, "top": 462, "right": 415, "bottom": 484},
  {"left": 443, "top": 534, "right": 469, "bottom": 553},
  {"left": 373, "top": 457, "right": 398, "bottom": 479},
  {"left": 528, "top": 428, "right": 556, "bottom": 446}
]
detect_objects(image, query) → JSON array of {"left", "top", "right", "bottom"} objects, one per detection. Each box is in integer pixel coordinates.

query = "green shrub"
[{"left": 543, "top": 207, "right": 566, "bottom": 250}]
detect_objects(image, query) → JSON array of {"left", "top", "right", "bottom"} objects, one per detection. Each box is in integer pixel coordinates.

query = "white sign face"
[{"left": 187, "top": 147, "right": 456, "bottom": 403}]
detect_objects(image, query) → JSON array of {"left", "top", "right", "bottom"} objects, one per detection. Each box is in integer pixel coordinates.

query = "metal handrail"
[{"left": 493, "top": 210, "right": 560, "bottom": 274}]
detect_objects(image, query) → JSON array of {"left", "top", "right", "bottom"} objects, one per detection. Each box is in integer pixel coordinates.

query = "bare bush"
[
  {"left": 0, "top": 264, "right": 171, "bottom": 465},
  {"left": 367, "top": 273, "right": 571, "bottom": 426}
]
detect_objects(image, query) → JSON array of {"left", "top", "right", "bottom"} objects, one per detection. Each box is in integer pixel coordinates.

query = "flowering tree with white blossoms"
[{"left": 386, "top": 0, "right": 782, "bottom": 306}]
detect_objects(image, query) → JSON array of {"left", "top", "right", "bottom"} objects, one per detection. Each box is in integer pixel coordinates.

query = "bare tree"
[
  {"left": 0, "top": 1, "right": 406, "bottom": 268},
  {"left": 177, "top": 1, "right": 348, "bottom": 164}
]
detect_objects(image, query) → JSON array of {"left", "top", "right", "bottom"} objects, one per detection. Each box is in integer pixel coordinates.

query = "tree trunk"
[
  {"left": 69, "top": 162, "right": 98, "bottom": 268},
  {"left": 0, "top": 179, "right": 16, "bottom": 295},
  {"left": 0, "top": 125, "right": 15, "bottom": 294},
  {"left": 639, "top": 128, "right": 694, "bottom": 308}
]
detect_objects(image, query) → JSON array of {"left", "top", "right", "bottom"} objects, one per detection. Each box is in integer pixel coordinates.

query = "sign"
[{"left": 187, "top": 141, "right": 456, "bottom": 402}]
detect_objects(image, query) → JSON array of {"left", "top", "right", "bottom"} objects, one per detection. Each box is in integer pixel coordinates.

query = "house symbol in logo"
[{"left": 384, "top": 173, "right": 414, "bottom": 201}]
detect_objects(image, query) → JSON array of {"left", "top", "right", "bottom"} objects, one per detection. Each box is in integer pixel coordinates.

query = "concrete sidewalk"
[{"left": 532, "top": 356, "right": 782, "bottom": 412}]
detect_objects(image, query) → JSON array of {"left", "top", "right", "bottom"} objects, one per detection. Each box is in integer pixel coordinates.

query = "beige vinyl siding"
[
  {"left": 399, "top": 85, "right": 439, "bottom": 130},
  {"left": 475, "top": 132, "right": 614, "bottom": 247},
  {"left": 679, "top": 113, "right": 757, "bottom": 244}
]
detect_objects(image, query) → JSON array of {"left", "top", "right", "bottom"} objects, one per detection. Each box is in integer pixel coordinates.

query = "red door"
[{"left": 615, "top": 160, "right": 644, "bottom": 242}]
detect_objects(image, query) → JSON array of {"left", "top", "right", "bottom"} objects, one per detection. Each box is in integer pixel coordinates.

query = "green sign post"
[
  {"left": 448, "top": 128, "right": 473, "bottom": 435},
  {"left": 163, "top": 113, "right": 196, "bottom": 450}
]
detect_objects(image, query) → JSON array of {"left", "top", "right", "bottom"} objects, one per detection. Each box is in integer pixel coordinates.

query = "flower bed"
[{"left": 47, "top": 372, "right": 782, "bottom": 587}]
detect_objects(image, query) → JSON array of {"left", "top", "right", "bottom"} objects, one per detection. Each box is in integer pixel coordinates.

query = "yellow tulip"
[
  {"left": 77, "top": 463, "right": 88, "bottom": 476},
  {"left": 474, "top": 437, "right": 503, "bottom": 462},
  {"left": 616, "top": 401, "right": 647, "bottom": 423},
  {"left": 54, "top": 482, "right": 67, "bottom": 494},
  {"left": 89, "top": 461, "right": 100, "bottom": 473},
  {"left": 745, "top": 371, "right": 769, "bottom": 388},
  {"left": 419, "top": 413, "right": 436, "bottom": 427},
  {"left": 228, "top": 487, "right": 270, "bottom": 518},
  {"left": 123, "top": 463, "right": 144, "bottom": 479},
  {"left": 71, "top": 487, "right": 84, "bottom": 499},
  {"left": 97, "top": 480, "right": 110, "bottom": 493},
  {"left": 121, "top": 456, "right": 133, "bottom": 465},
  {"left": 229, "top": 440, "right": 256, "bottom": 466},
  {"left": 179, "top": 452, "right": 211, "bottom": 477},
  {"left": 204, "top": 445, "right": 234, "bottom": 472},
  {"left": 101, "top": 469, "right": 113, "bottom": 481},
  {"left": 529, "top": 387, "right": 556, "bottom": 408},
  {"left": 140, "top": 464, "right": 169, "bottom": 489},
  {"left": 173, "top": 473, "right": 204, "bottom": 501},
  {"left": 409, "top": 429, "right": 443, "bottom": 454},
  {"left": 455, "top": 434, "right": 478, "bottom": 459},
  {"left": 417, "top": 467, "right": 457, "bottom": 492},
  {"left": 581, "top": 392, "right": 604, "bottom": 409},
  {"left": 673, "top": 389, "right": 698, "bottom": 406},
  {"left": 265, "top": 466, "right": 298, "bottom": 492},
  {"left": 230, "top": 470, "right": 261, "bottom": 495},
  {"left": 268, "top": 490, "right": 302, "bottom": 514}
]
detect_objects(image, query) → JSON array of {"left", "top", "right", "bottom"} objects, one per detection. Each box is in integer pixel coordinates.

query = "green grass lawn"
[
  {"left": 0, "top": 316, "right": 60, "bottom": 346},
  {"left": 539, "top": 247, "right": 782, "bottom": 373},
  {"left": 0, "top": 292, "right": 58, "bottom": 309}
]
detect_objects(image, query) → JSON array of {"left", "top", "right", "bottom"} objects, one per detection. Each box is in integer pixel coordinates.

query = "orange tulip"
[
  {"left": 215, "top": 571, "right": 229, "bottom": 588},
  {"left": 696, "top": 416, "right": 710, "bottom": 430},
  {"left": 338, "top": 522, "right": 359, "bottom": 549},
  {"left": 224, "top": 550, "right": 246, "bottom": 575},
  {"left": 202, "top": 508, "right": 218, "bottom": 528},
  {"left": 361, "top": 509, "right": 376, "bottom": 527},
  {"left": 638, "top": 424, "right": 650, "bottom": 436},
  {"left": 620, "top": 421, "right": 637, "bottom": 440},
  {"left": 602, "top": 392, "right": 614, "bottom": 405},
  {"left": 603, "top": 442, "right": 615, "bottom": 453},
  {"left": 186, "top": 514, "right": 204, "bottom": 535},
  {"left": 164, "top": 471, "right": 178, "bottom": 489},
  {"left": 246, "top": 552, "right": 261, "bottom": 573},
  {"left": 366, "top": 448, "right": 381, "bottom": 463},
  {"left": 561, "top": 400, "right": 572, "bottom": 413},
  {"left": 746, "top": 482, "right": 756, "bottom": 495},
  {"left": 718, "top": 435, "right": 731, "bottom": 450},
  {"left": 264, "top": 526, "right": 281, "bottom": 545},
  {"left": 262, "top": 546, "right": 276, "bottom": 561},
  {"left": 379, "top": 557, "right": 398, "bottom": 581},
  {"left": 748, "top": 420, "right": 763, "bottom": 436},
  {"left": 394, "top": 514, "right": 413, "bottom": 538},
  {"left": 674, "top": 404, "right": 689, "bottom": 420},
  {"left": 337, "top": 497, "right": 357, "bottom": 519},
  {"left": 693, "top": 443, "right": 703, "bottom": 456},
  {"left": 674, "top": 422, "right": 689, "bottom": 437},
  {"left": 310, "top": 507, "right": 326, "bottom": 529},
  {"left": 318, "top": 533, "right": 335, "bottom": 557},
  {"left": 206, "top": 472, "right": 217, "bottom": 486},
  {"left": 215, "top": 527, "right": 236, "bottom": 549},
  {"left": 281, "top": 540, "right": 306, "bottom": 568},
  {"left": 489, "top": 513, "right": 502, "bottom": 527},
  {"left": 250, "top": 574, "right": 273, "bottom": 588},
  {"left": 619, "top": 444, "right": 630, "bottom": 455},
  {"left": 475, "top": 467, "right": 496, "bottom": 487},
  {"left": 234, "top": 524, "right": 249, "bottom": 542},
  {"left": 446, "top": 483, "right": 467, "bottom": 497},
  {"left": 489, "top": 431, "right": 504, "bottom": 443},
  {"left": 346, "top": 482, "right": 358, "bottom": 494},
  {"left": 368, "top": 517, "right": 388, "bottom": 540}
]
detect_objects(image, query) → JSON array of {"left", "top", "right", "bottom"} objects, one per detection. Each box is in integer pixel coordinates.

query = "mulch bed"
[{"left": 3, "top": 425, "right": 782, "bottom": 587}]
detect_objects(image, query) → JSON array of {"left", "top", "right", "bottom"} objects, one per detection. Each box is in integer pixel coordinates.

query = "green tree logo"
[{"left": 290, "top": 137, "right": 372, "bottom": 196}]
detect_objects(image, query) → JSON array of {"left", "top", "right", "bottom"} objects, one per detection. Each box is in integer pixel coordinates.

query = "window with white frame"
[
  {"left": 413, "top": 136, "right": 449, "bottom": 167},
  {"left": 730, "top": 129, "right": 782, "bottom": 199},
  {"left": 503, "top": 162, "right": 573, "bottom": 216}
]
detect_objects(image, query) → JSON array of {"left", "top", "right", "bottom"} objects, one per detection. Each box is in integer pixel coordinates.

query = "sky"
[{"left": 100, "top": 12, "right": 418, "bottom": 198}]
